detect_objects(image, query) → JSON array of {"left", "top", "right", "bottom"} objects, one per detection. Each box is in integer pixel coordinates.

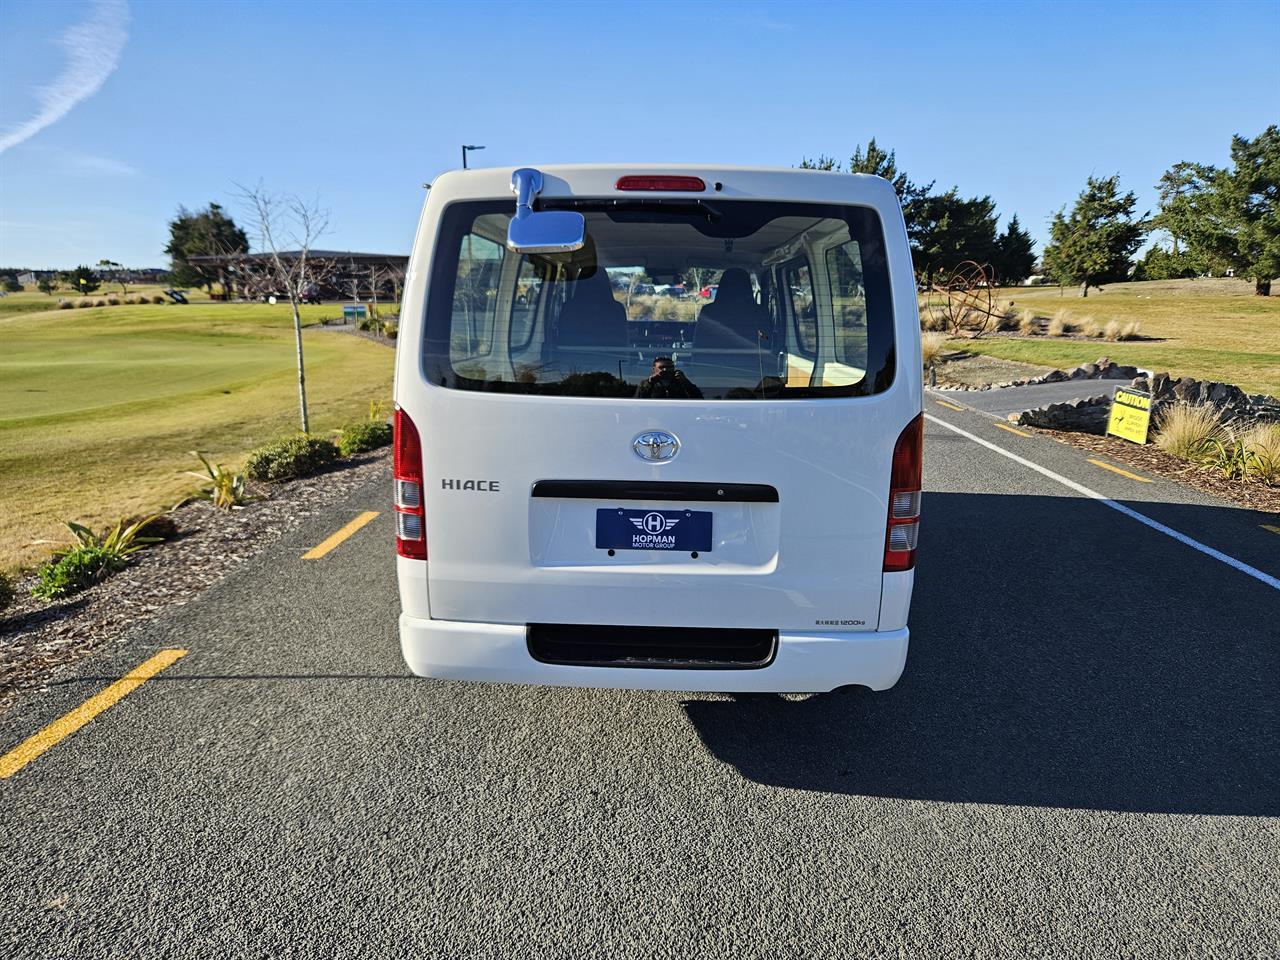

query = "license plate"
[{"left": 595, "top": 508, "right": 713, "bottom": 552}]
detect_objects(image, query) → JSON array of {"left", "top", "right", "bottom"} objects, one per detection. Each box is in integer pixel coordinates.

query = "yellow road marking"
[
  {"left": 1087, "top": 458, "right": 1153, "bottom": 483},
  {"left": 0, "top": 649, "right": 187, "bottom": 779},
  {"left": 934, "top": 399, "right": 965, "bottom": 412},
  {"left": 302, "top": 511, "right": 380, "bottom": 559},
  {"left": 995, "top": 423, "right": 1031, "bottom": 438},
  {"left": 1261, "top": 524, "right": 1280, "bottom": 536}
]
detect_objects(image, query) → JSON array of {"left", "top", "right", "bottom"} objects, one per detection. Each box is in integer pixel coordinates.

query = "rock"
[
  {"left": 1042, "top": 370, "right": 1068, "bottom": 383},
  {"left": 1015, "top": 395, "right": 1112, "bottom": 434}
]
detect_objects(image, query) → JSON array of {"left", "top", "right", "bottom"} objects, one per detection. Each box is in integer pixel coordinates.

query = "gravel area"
[
  {"left": 0, "top": 451, "right": 391, "bottom": 714},
  {"left": 933, "top": 352, "right": 1055, "bottom": 388},
  {"left": 1025, "top": 427, "right": 1280, "bottom": 515},
  {"left": 313, "top": 321, "right": 397, "bottom": 348}
]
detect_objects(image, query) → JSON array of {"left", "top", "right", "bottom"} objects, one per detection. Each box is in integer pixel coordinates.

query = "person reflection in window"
[{"left": 636, "top": 356, "right": 703, "bottom": 399}]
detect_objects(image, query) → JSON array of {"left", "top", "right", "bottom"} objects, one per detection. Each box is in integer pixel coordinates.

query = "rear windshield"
[{"left": 423, "top": 199, "right": 894, "bottom": 399}]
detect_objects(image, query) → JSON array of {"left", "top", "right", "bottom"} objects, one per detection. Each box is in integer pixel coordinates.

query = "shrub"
[
  {"left": 31, "top": 547, "right": 123, "bottom": 600},
  {"left": 56, "top": 298, "right": 73, "bottom": 310},
  {"left": 76, "top": 298, "right": 94, "bottom": 308},
  {"left": 1018, "top": 311, "right": 1038, "bottom": 336},
  {"left": 151, "top": 294, "right": 166, "bottom": 304},
  {"left": 106, "top": 295, "right": 120, "bottom": 306},
  {"left": 993, "top": 302, "right": 1019, "bottom": 331},
  {"left": 243, "top": 435, "right": 340, "bottom": 482},
  {"left": 1046, "top": 315, "right": 1072, "bottom": 337},
  {"left": 93, "top": 298, "right": 107, "bottom": 307},
  {"left": 1080, "top": 317, "right": 1102, "bottom": 338},
  {"left": 1154, "top": 403, "right": 1226, "bottom": 459},
  {"left": 187, "top": 452, "right": 248, "bottom": 509},
  {"left": 920, "top": 306, "right": 948, "bottom": 332},
  {"left": 1241, "top": 422, "right": 1280, "bottom": 485},
  {"left": 30, "top": 518, "right": 161, "bottom": 600},
  {"left": 920, "top": 331, "right": 948, "bottom": 369},
  {"left": 0, "top": 571, "right": 15, "bottom": 613},
  {"left": 381, "top": 321, "right": 398, "bottom": 340},
  {"left": 124, "top": 295, "right": 137, "bottom": 305},
  {"left": 1103, "top": 320, "right": 1122, "bottom": 341},
  {"left": 336, "top": 420, "right": 393, "bottom": 456},
  {"left": 1118, "top": 321, "right": 1142, "bottom": 341}
]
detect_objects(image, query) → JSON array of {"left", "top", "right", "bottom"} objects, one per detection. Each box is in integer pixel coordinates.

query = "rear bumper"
[{"left": 399, "top": 615, "right": 908, "bottom": 692}]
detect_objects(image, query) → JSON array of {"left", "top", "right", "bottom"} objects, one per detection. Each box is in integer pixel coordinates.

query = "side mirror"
[{"left": 506, "top": 167, "right": 585, "bottom": 254}]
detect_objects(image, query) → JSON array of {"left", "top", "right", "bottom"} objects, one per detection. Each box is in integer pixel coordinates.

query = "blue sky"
[{"left": 1, "top": 0, "right": 1277, "bottom": 268}]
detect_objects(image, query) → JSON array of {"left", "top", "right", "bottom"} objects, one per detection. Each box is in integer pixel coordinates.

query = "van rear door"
[{"left": 402, "top": 170, "right": 920, "bottom": 634}]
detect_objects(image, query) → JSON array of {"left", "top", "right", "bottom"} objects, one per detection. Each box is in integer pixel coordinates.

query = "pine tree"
[
  {"left": 1042, "top": 176, "right": 1146, "bottom": 297},
  {"left": 1154, "top": 125, "right": 1279, "bottom": 295}
]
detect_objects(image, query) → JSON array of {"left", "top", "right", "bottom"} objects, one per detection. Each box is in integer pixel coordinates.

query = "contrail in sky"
[{"left": 0, "top": 0, "right": 130, "bottom": 154}]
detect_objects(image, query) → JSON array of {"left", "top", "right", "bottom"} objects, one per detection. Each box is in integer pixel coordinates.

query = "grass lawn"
[
  {"left": 0, "top": 300, "right": 394, "bottom": 571},
  {"left": 941, "top": 278, "right": 1280, "bottom": 396}
]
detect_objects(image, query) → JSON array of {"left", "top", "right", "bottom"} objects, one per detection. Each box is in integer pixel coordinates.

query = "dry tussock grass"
[
  {"left": 1154, "top": 403, "right": 1227, "bottom": 459},
  {"left": 921, "top": 331, "right": 948, "bottom": 368}
]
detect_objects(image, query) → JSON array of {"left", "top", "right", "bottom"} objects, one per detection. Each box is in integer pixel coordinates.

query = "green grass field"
[
  {"left": 1, "top": 300, "right": 394, "bottom": 571},
  {"left": 942, "top": 278, "right": 1280, "bottom": 396}
]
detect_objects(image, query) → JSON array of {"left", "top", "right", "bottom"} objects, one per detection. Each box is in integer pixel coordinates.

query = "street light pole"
[{"left": 461, "top": 144, "right": 486, "bottom": 169}]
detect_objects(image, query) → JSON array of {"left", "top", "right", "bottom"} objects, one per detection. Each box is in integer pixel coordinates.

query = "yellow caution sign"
[{"left": 1107, "top": 386, "right": 1152, "bottom": 444}]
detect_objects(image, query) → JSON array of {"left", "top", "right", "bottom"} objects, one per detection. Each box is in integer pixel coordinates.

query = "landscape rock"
[
  {"left": 1129, "top": 373, "right": 1280, "bottom": 425},
  {"left": 1013, "top": 395, "right": 1112, "bottom": 434}
]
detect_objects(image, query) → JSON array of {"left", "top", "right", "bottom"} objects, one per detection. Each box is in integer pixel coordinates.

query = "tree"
[
  {"left": 235, "top": 182, "right": 330, "bottom": 433},
  {"left": 165, "top": 203, "right": 248, "bottom": 294},
  {"left": 1132, "top": 242, "right": 1203, "bottom": 281},
  {"left": 1154, "top": 125, "right": 1280, "bottom": 295},
  {"left": 991, "top": 215, "right": 1036, "bottom": 285},
  {"left": 37, "top": 275, "right": 59, "bottom": 296},
  {"left": 803, "top": 139, "right": 936, "bottom": 254},
  {"left": 97, "top": 259, "right": 127, "bottom": 294},
  {"left": 62, "top": 265, "right": 101, "bottom": 295},
  {"left": 1042, "top": 175, "right": 1146, "bottom": 297},
  {"left": 910, "top": 189, "right": 999, "bottom": 284},
  {"left": 1, "top": 275, "right": 20, "bottom": 292}
]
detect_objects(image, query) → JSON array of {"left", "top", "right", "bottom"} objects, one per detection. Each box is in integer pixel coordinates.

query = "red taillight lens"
[
  {"left": 393, "top": 406, "right": 427, "bottom": 560},
  {"left": 615, "top": 175, "right": 706, "bottom": 192},
  {"left": 884, "top": 414, "right": 923, "bottom": 572}
]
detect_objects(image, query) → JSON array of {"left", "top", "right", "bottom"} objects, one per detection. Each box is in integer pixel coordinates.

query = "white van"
[{"left": 393, "top": 165, "right": 922, "bottom": 692}]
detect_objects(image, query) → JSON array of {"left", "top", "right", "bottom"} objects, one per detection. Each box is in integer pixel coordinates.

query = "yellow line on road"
[
  {"left": 1087, "top": 458, "right": 1153, "bottom": 483},
  {"left": 0, "top": 649, "right": 187, "bottom": 779},
  {"left": 302, "top": 511, "right": 380, "bottom": 559},
  {"left": 934, "top": 399, "right": 965, "bottom": 412},
  {"left": 994, "top": 423, "right": 1031, "bottom": 438},
  {"left": 1261, "top": 524, "right": 1280, "bottom": 536}
]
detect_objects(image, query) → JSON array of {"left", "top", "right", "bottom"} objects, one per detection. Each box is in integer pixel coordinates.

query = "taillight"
[
  {"left": 393, "top": 406, "right": 427, "bottom": 560},
  {"left": 884, "top": 414, "right": 923, "bottom": 572},
  {"left": 615, "top": 175, "right": 706, "bottom": 192}
]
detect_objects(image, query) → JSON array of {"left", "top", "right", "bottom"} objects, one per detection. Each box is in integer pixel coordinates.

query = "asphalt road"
[
  {"left": 935, "top": 379, "right": 1125, "bottom": 416},
  {"left": 3, "top": 396, "right": 1278, "bottom": 958}
]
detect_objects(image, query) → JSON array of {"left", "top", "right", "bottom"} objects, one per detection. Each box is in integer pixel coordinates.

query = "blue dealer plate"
[{"left": 596, "top": 508, "right": 713, "bottom": 552}]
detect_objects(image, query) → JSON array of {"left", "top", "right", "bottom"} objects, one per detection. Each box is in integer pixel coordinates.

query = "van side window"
[
  {"left": 511, "top": 258, "right": 542, "bottom": 352},
  {"left": 826, "top": 240, "right": 868, "bottom": 369},
  {"left": 450, "top": 233, "right": 504, "bottom": 360},
  {"left": 784, "top": 261, "right": 817, "bottom": 357}
]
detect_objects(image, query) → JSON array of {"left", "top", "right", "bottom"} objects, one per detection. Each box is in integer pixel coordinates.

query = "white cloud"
[
  {"left": 63, "top": 149, "right": 139, "bottom": 177},
  {"left": 0, "top": 0, "right": 131, "bottom": 154}
]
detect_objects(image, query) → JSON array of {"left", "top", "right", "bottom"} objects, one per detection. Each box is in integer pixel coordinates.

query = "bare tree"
[{"left": 234, "top": 182, "right": 330, "bottom": 433}]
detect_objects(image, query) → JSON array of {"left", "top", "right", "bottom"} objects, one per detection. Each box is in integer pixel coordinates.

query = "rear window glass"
[{"left": 423, "top": 199, "right": 894, "bottom": 399}]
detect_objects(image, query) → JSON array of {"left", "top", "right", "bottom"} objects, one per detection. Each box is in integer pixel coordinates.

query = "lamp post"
[{"left": 461, "top": 144, "right": 486, "bottom": 169}]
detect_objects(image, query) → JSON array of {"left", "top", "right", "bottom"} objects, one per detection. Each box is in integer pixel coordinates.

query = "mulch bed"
[
  {"left": 1023, "top": 427, "right": 1280, "bottom": 516},
  {"left": 0, "top": 452, "right": 392, "bottom": 714}
]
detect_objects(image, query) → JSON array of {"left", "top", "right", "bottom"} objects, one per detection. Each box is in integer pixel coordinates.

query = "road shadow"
[{"left": 684, "top": 492, "right": 1280, "bottom": 815}]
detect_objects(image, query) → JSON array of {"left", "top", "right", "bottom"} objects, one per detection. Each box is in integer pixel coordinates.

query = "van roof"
[{"left": 427, "top": 164, "right": 900, "bottom": 207}]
